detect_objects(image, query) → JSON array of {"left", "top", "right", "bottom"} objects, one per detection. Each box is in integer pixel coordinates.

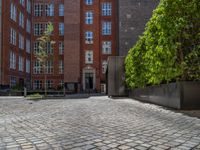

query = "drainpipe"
[{"left": 0, "top": 0, "right": 2, "bottom": 87}]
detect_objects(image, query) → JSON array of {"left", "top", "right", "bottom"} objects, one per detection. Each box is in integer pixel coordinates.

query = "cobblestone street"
[{"left": 0, "top": 96, "right": 200, "bottom": 150}]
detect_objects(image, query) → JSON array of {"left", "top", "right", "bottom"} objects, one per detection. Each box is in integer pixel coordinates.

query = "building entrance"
[
  {"left": 85, "top": 73, "right": 94, "bottom": 91},
  {"left": 83, "top": 68, "right": 96, "bottom": 92}
]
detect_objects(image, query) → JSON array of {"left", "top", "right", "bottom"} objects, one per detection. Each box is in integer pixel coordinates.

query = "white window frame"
[
  {"left": 85, "top": 0, "right": 93, "bottom": 5},
  {"left": 34, "top": 3, "right": 43, "bottom": 17},
  {"left": 59, "top": 23, "right": 64, "bottom": 35},
  {"left": 19, "top": 34, "right": 24, "bottom": 50},
  {"left": 102, "top": 41, "right": 112, "bottom": 54},
  {"left": 45, "top": 3, "right": 54, "bottom": 16},
  {"left": 102, "top": 22, "right": 112, "bottom": 35},
  {"left": 102, "top": 3, "right": 112, "bottom": 16},
  {"left": 10, "top": 28, "right": 17, "bottom": 45},
  {"left": 85, "top": 11, "right": 93, "bottom": 24},
  {"left": 19, "top": 56, "right": 24, "bottom": 72},
  {"left": 59, "top": 41, "right": 64, "bottom": 55},
  {"left": 59, "top": 60, "right": 64, "bottom": 74},
  {"left": 26, "top": 59, "right": 30, "bottom": 73},
  {"left": 10, "top": 3, "right": 17, "bottom": 21},
  {"left": 19, "top": 11, "right": 24, "bottom": 28},
  {"left": 85, "top": 31, "right": 93, "bottom": 44},
  {"left": 85, "top": 51, "right": 93, "bottom": 64},
  {"left": 59, "top": 4, "right": 64, "bottom": 16},
  {"left": 9, "top": 51, "right": 16, "bottom": 70}
]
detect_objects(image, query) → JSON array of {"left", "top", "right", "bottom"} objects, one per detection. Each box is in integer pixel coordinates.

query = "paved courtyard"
[{"left": 0, "top": 96, "right": 200, "bottom": 150}]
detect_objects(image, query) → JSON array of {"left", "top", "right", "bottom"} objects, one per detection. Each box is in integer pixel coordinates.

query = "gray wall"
[
  {"left": 129, "top": 82, "right": 200, "bottom": 110},
  {"left": 118, "top": 0, "right": 159, "bottom": 56},
  {"left": 107, "top": 57, "right": 127, "bottom": 97}
]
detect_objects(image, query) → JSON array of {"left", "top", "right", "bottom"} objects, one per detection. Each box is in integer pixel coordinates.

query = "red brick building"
[
  {"left": 32, "top": 0, "right": 65, "bottom": 90},
  {"left": 64, "top": 0, "right": 117, "bottom": 93},
  {"left": 0, "top": 0, "right": 32, "bottom": 89},
  {"left": 0, "top": 0, "right": 117, "bottom": 93}
]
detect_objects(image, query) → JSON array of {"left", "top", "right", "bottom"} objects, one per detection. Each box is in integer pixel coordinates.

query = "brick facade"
[
  {"left": 80, "top": 0, "right": 117, "bottom": 92},
  {"left": 32, "top": 0, "right": 64, "bottom": 90},
  {"left": 64, "top": 0, "right": 81, "bottom": 92},
  {"left": 0, "top": 0, "right": 32, "bottom": 89}
]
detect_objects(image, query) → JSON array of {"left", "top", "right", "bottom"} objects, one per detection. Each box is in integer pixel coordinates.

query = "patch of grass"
[{"left": 26, "top": 93, "right": 44, "bottom": 101}]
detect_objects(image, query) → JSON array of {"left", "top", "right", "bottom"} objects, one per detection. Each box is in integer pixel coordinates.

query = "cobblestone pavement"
[{"left": 0, "top": 96, "right": 200, "bottom": 150}]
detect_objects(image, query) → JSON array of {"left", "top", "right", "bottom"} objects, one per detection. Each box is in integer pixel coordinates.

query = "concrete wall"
[
  {"left": 118, "top": 0, "right": 159, "bottom": 56},
  {"left": 129, "top": 82, "right": 200, "bottom": 110},
  {"left": 130, "top": 83, "right": 181, "bottom": 109},
  {"left": 107, "top": 56, "right": 127, "bottom": 97}
]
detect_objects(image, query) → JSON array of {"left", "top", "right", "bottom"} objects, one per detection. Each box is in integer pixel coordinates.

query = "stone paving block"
[
  {"left": 117, "top": 145, "right": 131, "bottom": 150},
  {"left": 107, "top": 143, "right": 120, "bottom": 148},
  {"left": 134, "top": 146, "right": 149, "bottom": 150},
  {"left": 0, "top": 97, "right": 199, "bottom": 150}
]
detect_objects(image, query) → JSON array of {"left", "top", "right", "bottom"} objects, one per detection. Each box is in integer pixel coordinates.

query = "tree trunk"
[{"left": 43, "top": 65, "right": 47, "bottom": 97}]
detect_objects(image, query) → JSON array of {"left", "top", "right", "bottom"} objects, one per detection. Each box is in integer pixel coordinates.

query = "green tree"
[
  {"left": 35, "top": 22, "right": 55, "bottom": 96},
  {"left": 125, "top": 0, "right": 200, "bottom": 88}
]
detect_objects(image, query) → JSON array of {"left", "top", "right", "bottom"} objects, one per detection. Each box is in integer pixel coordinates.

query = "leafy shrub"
[
  {"left": 27, "top": 93, "right": 44, "bottom": 100},
  {"left": 125, "top": 0, "right": 200, "bottom": 88}
]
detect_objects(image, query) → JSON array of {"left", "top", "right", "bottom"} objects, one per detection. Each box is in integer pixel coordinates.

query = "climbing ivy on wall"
[{"left": 125, "top": 0, "right": 200, "bottom": 88}]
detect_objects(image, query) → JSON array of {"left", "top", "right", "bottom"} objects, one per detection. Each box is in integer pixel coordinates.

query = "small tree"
[{"left": 35, "top": 22, "right": 54, "bottom": 97}]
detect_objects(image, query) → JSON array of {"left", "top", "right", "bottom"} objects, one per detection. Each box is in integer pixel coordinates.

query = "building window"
[
  {"left": 27, "top": 0, "right": 31, "bottom": 14},
  {"left": 102, "top": 41, "right": 112, "bottom": 54},
  {"left": 34, "top": 4, "right": 43, "bottom": 17},
  {"left": 9, "top": 51, "right": 16, "bottom": 70},
  {"left": 19, "top": 34, "right": 24, "bottom": 50},
  {"left": 19, "top": 56, "right": 24, "bottom": 72},
  {"left": 85, "top": 31, "right": 93, "bottom": 44},
  {"left": 10, "top": 76, "right": 17, "bottom": 88},
  {"left": 59, "top": 60, "right": 64, "bottom": 74},
  {"left": 85, "top": 0, "right": 93, "bottom": 5},
  {"left": 46, "top": 42, "right": 53, "bottom": 54},
  {"left": 59, "top": 4, "right": 64, "bottom": 16},
  {"left": 26, "top": 19, "right": 31, "bottom": 33},
  {"left": 85, "top": 11, "right": 93, "bottom": 24},
  {"left": 34, "top": 60, "right": 42, "bottom": 74},
  {"left": 20, "top": 0, "right": 25, "bottom": 6},
  {"left": 102, "top": 22, "right": 112, "bottom": 35},
  {"left": 43, "top": 23, "right": 48, "bottom": 33},
  {"left": 102, "top": 3, "right": 112, "bottom": 16},
  {"left": 46, "top": 80, "right": 53, "bottom": 89},
  {"left": 33, "top": 80, "right": 42, "bottom": 89},
  {"left": 59, "top": 23, "right": 64, "bottom": 35},
  {"left": 102, "top": 60, "right": 108, "bottom": 74},
  {"left": 10, "top": 3, "right": 17, "bottom": 21},
  {"left": 26, "top": 39, "right": 31, "bottom": 53},
  {"left": 59, "top": 80, "right": 64, "bottom": 88},
  {"left": 26, "top": 59, "right": 30, "bottom": 73},
  {"left": 10, "top": 28, "right": 17, "bottom": 45},
  {"left": 85, "top": 51, "right": 93, "bottom": 64},
  {"left": 46, "top": 60, "right": 53, "bottom": 74},
  {"left": 45, "top": 3, "right": 54, "bottom": 16},
  {"left": 19, "top": 12, "right": 24, "bottom": 28},
  {"left": 34, "top": 42, "right": 40, "bottom": 54},
  {"left": 34, "top": 23, "right": 43, "bottom": 36},
  {"left": 59, "top": 42, "right": 64, "bottom": 55}
]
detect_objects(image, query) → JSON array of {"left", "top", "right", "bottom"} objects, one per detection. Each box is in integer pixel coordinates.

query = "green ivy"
[{"left": 125, "top": 0, "right": 200, "bottom": 88}]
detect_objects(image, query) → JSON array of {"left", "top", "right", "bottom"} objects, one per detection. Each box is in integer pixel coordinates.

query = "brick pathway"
[{"left": 0, "top": 96, "right": 200, "bottom": 150}]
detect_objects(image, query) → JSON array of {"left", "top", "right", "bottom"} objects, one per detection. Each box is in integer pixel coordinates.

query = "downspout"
[{"left": 0, "top": 0, "right": 2, "bottom": 87}]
